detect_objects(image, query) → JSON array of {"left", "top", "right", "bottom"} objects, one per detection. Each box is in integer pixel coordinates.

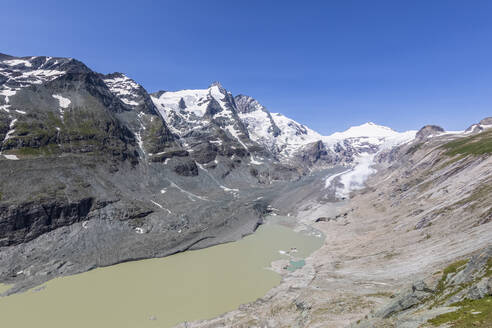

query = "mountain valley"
[{"left": 0, "top": 53, "right": 491, "bottom": 328}]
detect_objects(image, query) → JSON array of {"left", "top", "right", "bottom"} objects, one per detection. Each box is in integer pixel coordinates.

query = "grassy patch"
[
  {"left": 442, "top": 130, "right": 492, "bottom": 156},
  {"left": 383, "top": 251, "right": 400, "bottom": 260},
  {"left": 437, "top": 260, "right": 469, "bottom": 290},
  {"left": 428, "top": 260, "right": 470, "bottom": 309},
  {"left": 486, "top": 258, "right": 492, "bottom": 278},
  {"left": 12, "top": 144, "right": 62, "bottom": 157},
  {"left": 453, "top": 184, "right": 492, "bottom": 212},
  {"left": 406, "top": 143, "right": 423, "bottom": 155},
  {"left": 428, "top": 296, "right": 492, "bottom": 327}
]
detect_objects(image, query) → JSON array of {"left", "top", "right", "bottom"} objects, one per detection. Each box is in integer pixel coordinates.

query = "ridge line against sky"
[{"left": 1, "top": 0, "right": 491, "bottom": 134}]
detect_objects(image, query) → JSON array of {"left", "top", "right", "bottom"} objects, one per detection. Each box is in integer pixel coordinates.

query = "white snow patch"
[
  {"left": 121, "top": 99, "right": 139, "bottom": 106},
  {"left": 169, "top": 181, "right": 208, "bottom": 201},
  {"left": 151, "top": 200, "right": 163, "bottom": 209},
  {"left": 4, "top": 118, "right": 18, "bottom": 141},
  {"left": 4, "top": 59, "right": 32, "bottom": 67},
  {"left": 226, "top": 125, "right": 249, "bottom": 150},
  {"left": 52, "top": 94, "right": 71, "bottom": 108},
  {"left": 0, "top": 89, "right": 17, "bottom": 103},
  {"left": 135, "top": 132, "right": 144, "bottom": 153},
  {"left": 152, "top": 89, "right": 209, "bottom": 119},
  {"left": 220, "top": 185, "right": 239, "bottom": 193},
  {"left": 151, "top": 200, "right": 172, "bottom": 214},
  {"left": 250, "top": 156, "right": 263, "bottom": 165},
  {"left": 22, "top": 69, "right": 65, "bottom": 82}
]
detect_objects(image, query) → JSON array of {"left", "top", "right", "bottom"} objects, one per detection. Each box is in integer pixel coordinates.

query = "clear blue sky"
[{"left": 2, "top": 0, "right": 491, "bottom": 134}]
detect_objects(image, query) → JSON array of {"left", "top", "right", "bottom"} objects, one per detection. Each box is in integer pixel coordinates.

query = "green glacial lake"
[{"left": 0, "top": 221, "right": 323, "bottom": 328}]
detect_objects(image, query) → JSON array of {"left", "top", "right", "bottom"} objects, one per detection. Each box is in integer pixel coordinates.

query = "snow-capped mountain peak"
[
  {"left": 233, "top": 95, "right": 417, "bottom": 166},
  {"left": 151, "top": 83, "right": 233, "bottom": 122},
  {"left": 102, "top": 73, "right": 142, "bottom": 107},
  {"left": 328, "top": 122, "right": 401, "bottom": 139},
  {"left": 323, "top": 122, "right": 417, "bottom": 152}
]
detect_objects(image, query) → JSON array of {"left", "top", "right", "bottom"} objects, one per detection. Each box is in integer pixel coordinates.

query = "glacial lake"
[{"left": 0, "top": 220, "right": 323, "bottom": 328}]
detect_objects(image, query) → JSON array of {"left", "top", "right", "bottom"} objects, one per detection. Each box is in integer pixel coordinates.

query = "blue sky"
[{"left": 2, "top": 0, "right": 491, "bottom": 134}]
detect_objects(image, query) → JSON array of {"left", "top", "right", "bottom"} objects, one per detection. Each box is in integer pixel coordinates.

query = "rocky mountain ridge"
[
  {"left": 1, "top": 52, "right": 491, "bottom": 328},
  {"left": 177, "top": 117, "right": 492, "bottom": 328}
]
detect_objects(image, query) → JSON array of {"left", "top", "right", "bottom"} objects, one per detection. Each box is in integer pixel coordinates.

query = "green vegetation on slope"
[
  {"left": 442, "top": 130, "right": 492, "bottom": 156},
  {"left": 428, "top": 260, "right": 470, "bottom": 309},
  {"left": 428, "top": 296, "right": 492, "bottom": 327},
  {"left": 453, "top": 183, "right": 492, "bottom": 212}
]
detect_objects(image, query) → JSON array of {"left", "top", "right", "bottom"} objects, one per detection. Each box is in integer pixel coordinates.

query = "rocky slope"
[
  {"left": 0, "top": 54, "right": 272, "bottom": 293},
  {"left": 0, "top": 53, "right": 415, "bottom": 294},
  {"left": 1, "top": 53, "right": 490, "bottom": 328},
  {"left": 175, "top": 119, "right": 492, "bottom": 327}
]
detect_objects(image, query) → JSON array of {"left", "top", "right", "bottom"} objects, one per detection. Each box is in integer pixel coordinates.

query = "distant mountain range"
[{"left": 0, "top": 53, "right": 490, "bottom": 295}]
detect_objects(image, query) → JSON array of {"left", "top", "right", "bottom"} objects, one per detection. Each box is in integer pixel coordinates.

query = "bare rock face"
[
  {"left": 479, "top": 117, "right": 492, "bottom": 125},
  {"left": 375, "top": 280, "right": 434, "bottom": 318},
  {"left": 235, "top": 94, "right": 281, "bottom": 137},
  {"left": 463, "top": 116, "right": 492, "bottom": 134},
  {"left": 0, "top": 54, "right": 284, "bottom": 293},
  {"left": 173, "top": 159, "right": 199, "bottom": 176},
  {"left": 416, "top": 125, "right": 445, "bottom": 139},
  {"left": 465, "top": 123, "right": 484, "bottom": 134},
  {"left": 354, "top": 247, "right": 492, "bottom": 327}
]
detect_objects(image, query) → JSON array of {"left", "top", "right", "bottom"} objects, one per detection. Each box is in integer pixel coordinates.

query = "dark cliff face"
[
  {"left": 235, "top": 94, "right": 281, "bottom": 138},
  {"left": 0, "top": 54, "right": 301, "bottom": 289},
  {"left": 0, "top": 56, "right": 170, "bottom": 249},
  {"left": 416, "top": 125, "right": 445, "bottom": 140},
  {"left": 0, "top": 197, "right": 94, "bottom": 246},
  {"left": 1, "top": 79, "right": 138, "bottom": 162}
]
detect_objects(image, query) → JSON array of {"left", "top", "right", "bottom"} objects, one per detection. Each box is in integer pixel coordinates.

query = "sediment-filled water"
[{"left": 0, "top": 221, "right": 323, "bottom": 328}]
